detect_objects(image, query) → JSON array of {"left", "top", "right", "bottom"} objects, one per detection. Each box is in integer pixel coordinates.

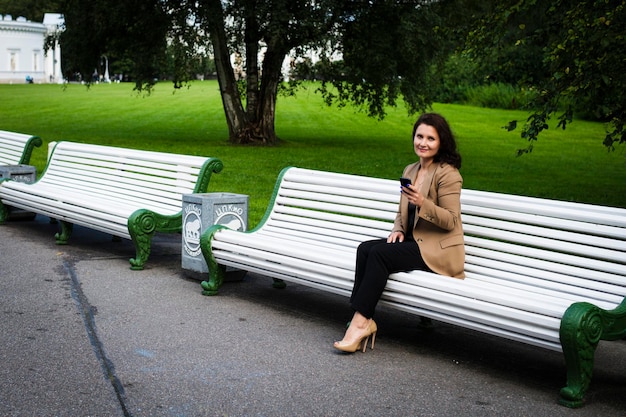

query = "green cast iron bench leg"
[{"left": 559, "top": 299, "right": 626, "bottom": 407}]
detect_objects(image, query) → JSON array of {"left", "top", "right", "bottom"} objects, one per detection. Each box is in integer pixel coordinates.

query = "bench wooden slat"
[
  {"left": 462, "top": 188, "right": 626, "bottom": 216},
  {"left": 464, "top": 211, "right": 625, "bottom": 251},
  {"left": 463, "top": 204, "right": 625, "bottom": 240},
  {"left": 257, "top": 228, "right": 361, "bottom": 249},
  {"left": 0, "top": 185, "right": 135, "bottom": 220},
  {"left": 264, "top": 229, "right": 357, "bottom": 249},
  {"left": 465, "top": 258, "right": 625, "bottom": 305},
  {"left": 47, "top": 160, "right": 200, "bottom": 187},
  {"left": 213, "top": 250, "right": 354, "bottom": 295},
  {"left": 381, "top": 282, "right": 562, "bottom": 349},
  {"left": 388, "top": 275, "right": 572, "bottom": 319},
  {"left": 392, "top": 267, "right": 589, "bottom": 322},
  {"left": 384, "top": 284, "right": 563, "bottom": 343},
  {"left": 212, "top": 233, "right": 356, "bottom": 270},
  {"left": 279, "top": 187, "right": 398, "bottom": 214},
  {"left": 464, "top": 222, "right": 624, "bottom": 263},
  {"left": 41, "top": 173, "right": 187, "bottom": 201},
  {"left": 465, "top": 235, "right": 625, "bottom": 276},
  {"left": 273, "top": 205, "right": 394, "bottom": 230},
  {"left": 465, "top": 247, "right": 626, "bottom": 290},
  {"left": 0, "top": 130, "right": 42, "bottom": 166},
  {"left": 378, "top": 298, "right": 562, "bottom": 351},
  {"left": 51, "top": 154, "right": 202, "bottom": 181},
  {"left": 260, "top": 224, "right": 381, "bottom": 247},
  {"left": 267, "top": 214, "right": 389, "bottom": 240},
  {"left": 1, "top": 194, "right": 130, "bottom": 237},
  {"left": 52, "top": 141, "right": 209, "bottom": 165},
  {"left": 275, "top": 195, "right": 397, "bottom": 221},
  {"left": 36, "top": 179, "right": 183, "bottom": 213},
  {"left": 461, "top": 189, "right": 626, "bottom": 227},
  {"left": 284, "top": 167, "right": 399, "bottom": 192},
  {"left": 280, "top": 180, "right": 400, "bottom": 204},
  {"left": 0, "top": 146, "right": 22, "bottom": 162},
  {"left": 46, "top": 160, "right": 200, "bottom": 191},
  {"left": 2, "top": 182, "right": 179, "bottom": 216}
]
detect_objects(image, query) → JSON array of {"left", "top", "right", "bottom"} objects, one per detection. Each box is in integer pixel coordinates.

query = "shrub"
[
  {"left": 431, "top": 53, "right": 485, "bottom": 103},
  {"left": 462, "top": 83, "right": 537, "bottom": 110}
]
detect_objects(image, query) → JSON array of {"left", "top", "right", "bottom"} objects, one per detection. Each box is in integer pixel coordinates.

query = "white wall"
[{"left": 0, "top": 14, "right": 63, "bottom": 84}]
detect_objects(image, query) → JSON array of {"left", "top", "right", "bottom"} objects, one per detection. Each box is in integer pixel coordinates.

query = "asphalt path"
[{"left": 1, "top": 215, "right": 625, "bottom": 416}]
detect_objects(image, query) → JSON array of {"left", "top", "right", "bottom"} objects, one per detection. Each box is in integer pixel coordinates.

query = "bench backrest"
[
  {"left": 39, "top": 141, "right": 223, "bottom": 214},
  {"left": 461, "top": 189, "right": 626, "bottom": 307},
  {"left": 0, "top": 130, "right": 43, "bottom": 165},
  {"left": 259, "top": 167, "right": 400, "bottom": 249},
  {"left": 263, "top": 167, "right": 626, "bottom": 307}
]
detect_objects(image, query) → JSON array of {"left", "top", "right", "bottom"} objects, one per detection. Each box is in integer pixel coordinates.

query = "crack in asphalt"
[{"left": 63, "top": 258, "right": 132, "bottom": 417}]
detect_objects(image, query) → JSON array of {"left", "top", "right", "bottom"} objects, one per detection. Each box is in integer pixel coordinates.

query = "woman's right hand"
[{"left": 387, "top": 231, "right": 405, "bottom": 243}]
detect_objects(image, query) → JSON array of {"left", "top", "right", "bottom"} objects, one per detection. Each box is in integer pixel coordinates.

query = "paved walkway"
[{"left": 1, "top": 215, "right": 625, "bottom": 416}]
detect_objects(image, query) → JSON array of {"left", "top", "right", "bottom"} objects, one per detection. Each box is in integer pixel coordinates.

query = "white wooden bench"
[
  {"left": 0, "top": 130, "right": 43, "bottom": 165},
  {"left": 0, "top": 141, "right": 223, "bottom": 270},
  {"left": 199, "top": 166, "right": 626, "bottom": 408}
]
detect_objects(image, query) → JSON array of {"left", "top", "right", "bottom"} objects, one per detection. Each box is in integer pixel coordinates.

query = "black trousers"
[{"left": 350, "top": 238, "right": 430, "bottom": 318}]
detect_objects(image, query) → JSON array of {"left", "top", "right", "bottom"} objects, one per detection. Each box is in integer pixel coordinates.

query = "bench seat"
[
  {"left": 0, "top": 141, "right": 223, "bottom": 269},
  {"left": 199, "top": 166, "right": 626, "bottom": 408},
  {"left": 0, "top": 130, "right": 42, "bottom": 166}
]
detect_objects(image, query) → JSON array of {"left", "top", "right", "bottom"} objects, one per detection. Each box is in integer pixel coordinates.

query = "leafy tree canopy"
[
  {"left": 7, "top": 0, "right": 623, "bottom": 152},
  {"left": 468, "top": 0, "right": 626, "bottom": 154},
  {"left": 0, "top": 0, "right": 60, "bottom": 21},
  {"left": 55, "top": 0, "right": 468, "bottom": 144}
]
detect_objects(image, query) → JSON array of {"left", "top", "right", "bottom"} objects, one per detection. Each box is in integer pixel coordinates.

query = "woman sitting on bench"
[{"left": 334, "top": 113, "right": 465, "bottom": 353}]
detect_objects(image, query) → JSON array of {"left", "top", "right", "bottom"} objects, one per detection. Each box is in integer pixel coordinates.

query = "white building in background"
[{"left": 0, "top": 13, "right": 64, "bottom": 84}]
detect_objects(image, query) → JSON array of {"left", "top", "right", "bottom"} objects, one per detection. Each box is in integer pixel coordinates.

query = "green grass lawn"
[{"left": 1, "top": 81, "right": 624, "bottom": 226}]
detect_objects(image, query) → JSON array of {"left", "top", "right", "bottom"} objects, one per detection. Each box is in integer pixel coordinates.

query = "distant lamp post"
[{"left": 102, "top": 55, "right": 110, "bottom": 83}]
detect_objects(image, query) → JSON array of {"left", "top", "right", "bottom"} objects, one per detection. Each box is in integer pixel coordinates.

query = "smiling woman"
[
  {"left": 334, "top": 113, "right": 465, "bottom": 353},
  {"left": 0, "top": 81, "right": 624, "bottom": 227},
  {"left": 414, "top": 123, "right": 441, "bottom": 162}
]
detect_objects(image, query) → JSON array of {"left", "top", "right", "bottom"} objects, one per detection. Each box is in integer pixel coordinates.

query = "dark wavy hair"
[{"left": 412, "top": 113, "right": 462, "bottom": 169}]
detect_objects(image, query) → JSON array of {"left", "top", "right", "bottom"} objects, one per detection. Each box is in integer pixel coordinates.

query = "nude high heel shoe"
[
  {"left": 367, "top": 319, "right": 377, "bottom": 351},
  {"left": 333, "top": 319, "right": 378, "bottom": 353}
]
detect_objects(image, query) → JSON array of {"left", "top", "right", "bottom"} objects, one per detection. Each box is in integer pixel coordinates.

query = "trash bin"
[
  {"left": 182, "top": 192, "right": 248, "bottom": 280},
  {"left": 0, "top": 165, "right": 37, "bottom": 219}
]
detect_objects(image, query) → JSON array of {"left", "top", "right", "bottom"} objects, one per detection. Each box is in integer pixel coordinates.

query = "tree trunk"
[
  {"left": 245, "top": 7, "right": 260, "bottom": 122},
  {"left": 205, "top": 0, "right": 283, "bottom": 145},
  {"left": 255, "top": 41, "right": 287, "bottom": 145},
  {"left": 205, "top": 0, "right": 248, "bottom": 142},
  {"left": 255, "top": 86, "right": 279, "bottom": 145}
]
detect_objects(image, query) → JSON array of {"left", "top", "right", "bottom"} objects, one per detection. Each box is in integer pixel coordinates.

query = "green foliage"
[
  {"left": 430, "top": 53, "right": 483, "bottom": 103},
  {"left": 164, "top": 44, "right": 216, "bottom": 85},
  {"left": 317, "top": 1, "right": 449, "bottom": 119},
  {"left": 60, "top": 0, "right": 171, "bottom": 87},
  {"left": 467, "top": 0, "right": 626, "bottom": 153},
  {"left": 463, "top": 83, "right": 536, "bottom": 110},
  {"left": 0, "top": 0, "right": 60, "bottom": 21},
  {"left": 14, "top": 0, "right": 624, "bottom": 151},
  {"left": 430, "top": 53, "right": 538, "bottom": 110}
]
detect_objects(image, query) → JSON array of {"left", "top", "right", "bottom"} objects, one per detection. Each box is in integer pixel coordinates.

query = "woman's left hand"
[{"left": 402, "top": 184, "right": 423, "bottom": 207}]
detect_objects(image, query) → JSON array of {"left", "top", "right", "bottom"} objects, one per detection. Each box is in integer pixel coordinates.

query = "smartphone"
[{"left": 400, "top": 177, "right": 411, "bottom": 188}]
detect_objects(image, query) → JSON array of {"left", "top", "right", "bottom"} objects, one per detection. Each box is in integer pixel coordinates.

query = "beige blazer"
[{"left": 393, "top": 161, "right": 465, "bottom": 278}]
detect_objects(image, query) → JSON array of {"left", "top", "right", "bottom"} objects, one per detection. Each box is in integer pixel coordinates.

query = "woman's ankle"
[{"left": 350, "top": 312, "right": 370, "bottom": 329}]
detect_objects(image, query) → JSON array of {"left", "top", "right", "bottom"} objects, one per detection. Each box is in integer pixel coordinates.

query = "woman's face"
[{"left": 413, "top": 123, "right": 440, "bottom": 162}]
